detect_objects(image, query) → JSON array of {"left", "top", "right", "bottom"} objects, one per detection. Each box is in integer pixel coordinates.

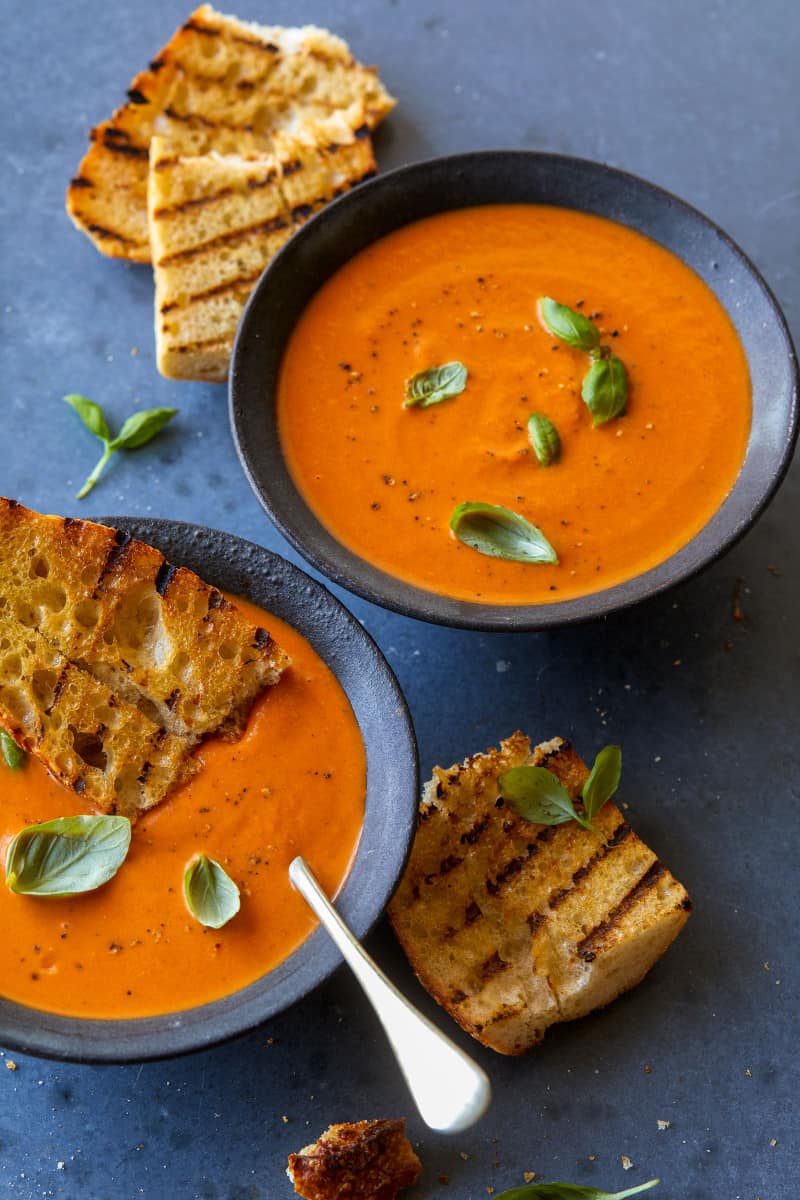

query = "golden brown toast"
[
  {"left": 388, "top": 733, "right": 692, "bottom": 1055},
  {"left": 66, "top": 5, "right": 395, "bottom": 262},
  {"left": 287, "top": 1120, "right": 422, "bottom": 1200},
  {"left": 149, "top": 114, "right": 375, "bottom": 381}
]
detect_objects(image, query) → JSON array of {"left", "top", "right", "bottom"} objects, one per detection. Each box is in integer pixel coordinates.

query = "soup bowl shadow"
[
  {"left": 230, "top": 150, "right": 798, "bottom": 631},
  {"left": 0, "top": 520, "right": 418, "bottom": 1063}
]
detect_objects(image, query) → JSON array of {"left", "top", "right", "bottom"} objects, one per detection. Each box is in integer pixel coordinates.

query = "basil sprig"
[
  {"left": 183, "top": 854, "right": 240, "bottom": 929},
  {"left": 494, "top": 1180, "right": 659, "bottom": 1200},
  {"left": 539, "top": 297, "right": 600, "bottom": 351},
  {"left": 499, "top": 745, "right": 622, "bottom": 833},
  {"left": 65, "top": 394, "right": 178, "bottom": 499},
  {"left": 404, "top": 362, "right": 468, "bottom": 409},
  {"left": 582, "top": 349, "right": 628, "bottom": 425},
  {"left": 527, "top": 413, "right": 560, "bottom": 467},
  {"left": 450, "top": 502, "right": 558, "bottom": 564},
  {"left": 1, "top": 730, "right": 25, "bottom": 770},
  {"left": 5, "top": 815, "right": 132, "bottom": 896}
]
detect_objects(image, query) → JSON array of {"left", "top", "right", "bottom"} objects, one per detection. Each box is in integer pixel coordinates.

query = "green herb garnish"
[
  {"left": 539, "top": 297, "right": 600, "bottom": 351},
  {"left": 183, "top": 854, "right": 240, "bottom": 929},
  {"left": 493, "top": 1180, "right": 659, "bottom": 1200},
  {"left": 499, "top": 745, "right": 622, "bottom": 833},
  {"left": 450, "top": 502, "right": 558, "bottom": 564},
  {"left": 1, "top": 730, "right": 25, "bottom": 770},
  {"left": 527, "top": 412, "right": 560, "bottom": 466},
  {"left": 65, "top": 394, "right": 178, "bottom": 499},
  {"left": 404, "top": 362, "right": 468, "bottom": 408},
  {"left": 5, "top": 815, "right": 131, "bottom": 896},
  {"left": 582, "top": 350, "right": 628, "bottom": 425}
]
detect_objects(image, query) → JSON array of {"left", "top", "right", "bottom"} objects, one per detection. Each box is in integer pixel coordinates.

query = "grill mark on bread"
[
  {"left": 70, "top": 176, "right": 93, "bottom": 189},
  {"left": 100, "top": 137, "right": 149, "bottom": 161},
  {"left": 577, "top": 862, "right": 667, "bottom": 962},
  {"left": 154, "top": 561, "right": 178, "bottom": 597},
  {"left": 85, "top": 223, "right": 140, "bottom": 246},
  {"left": 126, "top": 88, "right": 149, "bottom": 105},
  {"left": 152, "top": 175, "right": 278, "bottom": 219},
  {"left": 548, "top": 820, "right": 632, "bottom": 909},
  {"left": 480, "top": 951, "right": 509, "bottom": 980},
  {"left": 155, "top": 215, "right": 291, "bottom": 267},
  {"left": 159, "top": 270, "right": 264, "bottom": 314}
]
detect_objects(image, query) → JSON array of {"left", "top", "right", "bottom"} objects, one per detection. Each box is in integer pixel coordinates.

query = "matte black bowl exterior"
[
  {"left": 230, "top": 151, "right": 799, "bottom": 631},
  {"left": 0, "top": 520, "right": 418, "bottom": 1063}
]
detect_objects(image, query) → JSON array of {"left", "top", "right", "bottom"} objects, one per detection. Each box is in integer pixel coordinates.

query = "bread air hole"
[
  {"left": 73, "top": 599, "right": 100, "bottom": 629},
  {"left": 0, "top": 685, "right": 35, "bottom": 729},
  {"left": 218, "top": 639, "right": 238, "bottom": 661},
  {"left": 39, "top": 584, "right": 67, "bottom": 613},
  {"left": 1, "top": 654, "right": 22, "bottom": 681},
  {"left": 31, "top": 669, "right": 58, "bottom": 710},
  {"left": 69, "top": 727, "right": 108, "bottom": 772},
  {"left": 14, "top": 602, "right": 38, "bottom": 628},
  {"left": 29, "top": 555, "right": 50, "bottom": 579}
]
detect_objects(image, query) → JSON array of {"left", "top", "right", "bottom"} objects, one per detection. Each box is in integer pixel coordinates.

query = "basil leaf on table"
[
  {"left": 527, "top": 412, "right": 561, "bottom": 466},
  {"left": 110, "top": 408, "right": 177, "bottom": 451},
  {"left": 404, "top": 362, "right": 468, "bottom": 408},
  {"left": 64, "top": 393, "right": 111, "bottom": 442},
  {"left": 5, "top": 815, "right": 132, "bottom": 896},
  {"left": 184, "top": 854, "right": 241, "bottom": 929},
  {"left": 1, "top": 729, "right": 26, "bottom": 770},
  {"left": 499, "top": 765, "right": 592, "bottom": 831},
  {"left": 539, "top": 297, "right": 600, "bottom": 351},
  {"left": 450, "top": 502, "right": 558, "bottom": 564},
  {"left": 493, "top": 1180, "right": 659, "bottom": 1200},
  {"left": 581, "top": 352, "right": 628, "bottom": 425},
  {"left": 65, "top": 394, "right": 178, "bottom": 499},
  {"left": 582, "top": 745, "right": 622, "bottom": 820}
]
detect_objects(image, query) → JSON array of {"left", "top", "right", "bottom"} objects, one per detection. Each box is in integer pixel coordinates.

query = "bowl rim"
[
  {"left": 230, "top": 149, "right": 799, "bottom": 631},
  {"left": 0, "top": 518, "right": 418, "bottom": 1063}
]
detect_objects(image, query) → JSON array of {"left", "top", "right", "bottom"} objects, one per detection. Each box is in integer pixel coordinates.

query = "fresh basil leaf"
[
  {"left": 5, "top": 815, "right": 131, "bottom": 897},
  {"left": 582, "top": 745, "right": 622, "bottom": 820},
  {"left": 64, "top": 393, "right": 111, "bottom": 442},
  {"left": 450, "top": 502, "right": 558, "bottom": 564},
  {"left": 582, "top": 353, "right": 628, "bottom": 425},
  {"left": 499, "top": 765, "right": 587, "bottom": 828},
  {"left": 1, "top": 730, "right": 25, "bottom": 770},
  {"left": 539, "top": 298, "right": 600, "bottom": 351},
  {"left": 527, "top": 412, "right": 560, "bottom": 467},
  {"left": 110, "top": 407, "right": 178, "bottom": 451},
  {"left": 493, "top": 1180, "right": 659, "bottom": 1200},
  {"left": 184, "top": 854, "right": 240, "bottom": 929},
  {"left": 404, "top": 362, "right": 468, "bottom": 409}
]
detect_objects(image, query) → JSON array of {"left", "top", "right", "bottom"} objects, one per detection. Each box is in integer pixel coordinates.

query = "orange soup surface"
[
  {"left": 0, "top": 598, "right": 365, "bottom": 1019},
  {"left": 278, "top": 205, "right": 752, "bottom": 604}
]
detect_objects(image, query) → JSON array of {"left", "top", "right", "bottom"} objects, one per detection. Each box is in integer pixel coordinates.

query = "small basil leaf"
[
  {"left": 1, "top": 729, "right": 25, "bottom": 770},
  {"left": 493, "top": 1181, "right": 659, "bottom": 1200},
  {"left": 582, "top": 745, "right": 622, "bottom": 820},
  {"left": 404, "top": 362, "right": 468, "bottom": 409},
  {"left": 5, "top": 815, "right": 132, "bottom": 897},
  {"left": 184, "top": 854, "right": 240, "bottom": 929},
  {"left": 527, "top": 412, "right": 560, "bottom": 467},
  {"left": 450, "top": 502, "right": 558, "bottom": 564},
  {"left": 581, "top": 354, "right": 628, "bottom": 425},
  {"left": 110, "top": 407, "right": 178, "bottom": 450},
  {"left": 64, "top": 394, "right": 111, "bottom": 443},
  {"left": 539, "top": 298, "right": 600, "bottom": 351},
  {"left": 499, "top": 766, "right": 581, "bottom": 827}
]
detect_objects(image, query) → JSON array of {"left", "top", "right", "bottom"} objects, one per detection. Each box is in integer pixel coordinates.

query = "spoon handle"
[{"left": 289, "top": 856, "right": 491, "bottom": 1134}]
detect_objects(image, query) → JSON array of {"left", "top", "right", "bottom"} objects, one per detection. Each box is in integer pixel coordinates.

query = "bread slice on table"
[
  {"left": 287, "top": 1120, "right": 422, "bottom": 1200},
  {"left": 0, "top": 498, "right": 289, "bottom": 816},
  {"left": 149, "top": 112, "right": 375, "bottom": 382},
  {"left": 388, "top": 733, "right": 692, "bottom": 1055},
  {"left": 66, "top": 5, "right": 395, "bottom": 262}
]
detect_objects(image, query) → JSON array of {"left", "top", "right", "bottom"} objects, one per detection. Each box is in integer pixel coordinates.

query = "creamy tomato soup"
[
  {"left": 277, "top": 205, "right": 751, "bottom": 604},
  {"left": 0, "top": 598, "right": 365, "bottom": 1019}
]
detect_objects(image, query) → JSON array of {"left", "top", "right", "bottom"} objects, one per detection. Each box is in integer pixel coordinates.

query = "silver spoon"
[{"left": 289, "top": 856, "right": 492, "bottom": 1133}]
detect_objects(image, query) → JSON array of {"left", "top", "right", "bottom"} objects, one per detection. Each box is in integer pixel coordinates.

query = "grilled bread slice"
[
  {"left": 0, "top": 498, "right": 288, "bottom": 747},
  {"left": 287, "top": 1120, "right": 422, "bottom": 1200},
  {"left": 388, "top": 733, "right": 692, "bottom": 1055},
  {"left": 66, "top": 6, "right": 395, "bottom": 262},
  {"left": 149, "top": 116, "right": 376, "bottom": 381}
]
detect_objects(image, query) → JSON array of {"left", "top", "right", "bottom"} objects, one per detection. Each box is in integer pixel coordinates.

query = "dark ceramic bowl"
[
  {"left": 230, "top": 151, "right": 798, "bottom": 631},
  {"left": 0, "top": 520, "right": 417, "bottom": 1063}
]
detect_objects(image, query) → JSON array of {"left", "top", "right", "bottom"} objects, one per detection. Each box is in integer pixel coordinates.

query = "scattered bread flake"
[
  {"left": 5, "top": 1060, "right": 17, "bottom": 1071},
  {"left": 486, "top": 1188, "right": 495, "bottom": 1195},
  {"left": 56, "top": 1162, "right": 65, "bottom": 1171},
  {"left": 644, "top": 1065, "right": 652, "bottom": 1074},
  {"left": 439, "top": 1175, "right": 450, "bottom": 1186},
  {"left": 770, "top": 1138, "right": 778, "bottom": 1147},
  {"left": 657, "top": 1119, "right": 671, "bottom": 1131},
  {"left": 282, "top": 1115, "right": 289, "bottom": 1124},
  {"left": 620, "top": 1155, "right": 634, "bottom": 1171},
  {"left": 745, "top": 1068, "right": 752, "bottom": 1077},
  {"left": 588, "top": 1155, "right": 597, "bottom": 1162},
  {"left": 459, "top": 1152, "right": 470, "bottom": 1161},
  {"left": 130, "top": 346, "right": 139, "bottom": 357},
  {"left": 523, "top": 1172, "right": 537, "bottom": 1183}
]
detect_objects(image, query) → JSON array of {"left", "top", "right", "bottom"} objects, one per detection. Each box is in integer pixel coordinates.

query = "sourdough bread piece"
[
  {"left": 0, "top": 499, "right": 289, "bottom": 743},
  {"left": 388, "top": 733, "right": 692, "bottom": 1055},
  {"left": 149, "top": 115, "right": 376, "bottom": 381},
  {"left": 287, "top": 1120, "right": 422, "bottom": 1200},
  {"left": 66, "top": 5, "right": 395, "bottom": 261}
]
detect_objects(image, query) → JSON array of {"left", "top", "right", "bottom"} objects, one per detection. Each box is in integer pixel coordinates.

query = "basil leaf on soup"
[
  {"left": 527, "top": 412, "right": 561, "bottom": 466},
  {"left": 493, "top": 1180, "right": 659, "bottom": 1200},
  {"left": 403, "top": 361, "right": 468, "bottom": 409},
  {"left": 582, "top": 352, "right": 628, "bottom": 425},
  {"left": 184, "top": 854, "right": 240, "bottom": 929},
  {"left": 538, "top": 298, "right": 600, "bottom": 351},
  {"left": 5, "top": 815, "right": 132, "bottom": 897},
  {"left": 1, "top": 730, "right": 26, "bottom": 770},
  {"left": 582, "top": 745, "right": 622, "bottom": 820},
  {"left": 499, "top": 765, "right": 588, "bottom": 829},
  {"left": 450, "top": 503, "right": 558, "bottom": 564}
]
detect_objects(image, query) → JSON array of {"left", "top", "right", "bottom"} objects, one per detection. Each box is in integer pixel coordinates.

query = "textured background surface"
[{"left": 1, "top": 1, "right": 798, "bottom": 1197}]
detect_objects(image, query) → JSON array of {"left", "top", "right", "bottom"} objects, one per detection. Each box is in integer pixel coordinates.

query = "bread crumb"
[
  {"left": 56, "top": 1162, "right": 65, "bottom": 1171},
  {"left": 644, "top": 1065, "right": 652, "bottom": 1074},
  {"left": 588, "top": 1155, "right": 597, "bottom": 1162},
  {"left": 459, "top": 1152, "right": 470, "bottom": 1161},
  {"left": 5, "top": 1060, "right": 17, "bottom": 1071},
  {"left": 486, "top": 1188, "right": 494, "bottom": 1195},
  {"left": 523, "top": 1172, "right": 537, "bottom": 1183},
  {"left": 282, "top": 1115, "right": 289, "bottom": 1124},
  {"left": 620, "top": 1155, "right": 633, "bottom": 1171},
  {"left": 770, "top": 1138, "right": 778, "bottom": 1147},
  {"left": 657, "top": 1119, "right": 671, "bottom": 1131},
  {"left": 130, "top": 346, "right": 139, "bottom": 356},
  {"left": 745, "top": 1068, "right": 752, "bottom": 1077},
  {"left": 438, "top": 1175, "right": 449, "bottom": 1186}
]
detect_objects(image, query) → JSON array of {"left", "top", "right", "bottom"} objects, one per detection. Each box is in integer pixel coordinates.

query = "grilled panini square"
[
  {"left": 388, "top": 733, "right": 692, "bottom": 1055},
  {"left": 66, "top": 5, "right": 395, "bottom": 262},
  {"left": 287, "top": 1120, "right": 422, "bottom": 1200}
]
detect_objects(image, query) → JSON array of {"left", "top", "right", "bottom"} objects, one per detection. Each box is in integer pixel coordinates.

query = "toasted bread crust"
[
  {"left": 388, "top": 734, "right": 692, "bottom": 1055},
  {"left": 287, "top": 1120, "right": 421, "bottom": 1200}
]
